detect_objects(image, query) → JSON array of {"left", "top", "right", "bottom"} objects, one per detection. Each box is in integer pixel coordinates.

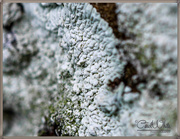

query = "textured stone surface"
[{"left": 3, "top": 3, "right": 177, "bottom": 136}]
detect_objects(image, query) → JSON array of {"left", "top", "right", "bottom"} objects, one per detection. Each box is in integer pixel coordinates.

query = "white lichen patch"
[
  {"left": 3, "top": 3, "right": 177, "bottom": 136},
  {"left": 35, "top": 3, "right": 128, "bottom": 136},
  {"left": 3, "top": 3, "right": 23, "bottom": 27},
  {"left": 116, "top": 3, "right": 177, "bottom": 136}
]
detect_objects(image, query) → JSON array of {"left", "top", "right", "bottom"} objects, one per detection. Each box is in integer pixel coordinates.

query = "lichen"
[{"left": 3, "top": 3, "right": 177, "bottom": 136}]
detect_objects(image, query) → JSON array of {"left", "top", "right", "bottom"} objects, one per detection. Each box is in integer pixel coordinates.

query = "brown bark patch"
[{"left": 90, "top": 3, "right": 131, "bottom": 40}]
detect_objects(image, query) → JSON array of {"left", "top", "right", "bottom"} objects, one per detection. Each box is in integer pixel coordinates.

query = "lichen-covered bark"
[{"left": 3, "top": 3, "right": 177, "bottom": 136}]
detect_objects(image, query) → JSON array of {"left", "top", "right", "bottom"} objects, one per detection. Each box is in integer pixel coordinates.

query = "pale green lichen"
[{"left": 3, "top": 3, "right": 177, "bottom": 136}]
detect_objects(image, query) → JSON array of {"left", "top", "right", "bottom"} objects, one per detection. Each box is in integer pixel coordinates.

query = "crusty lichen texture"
[
  {"left": 36, "top": 3, "right": 128, "bottom": 136},
  {"left": 3, "top": 3, "right": 177, "bottom": 136}
]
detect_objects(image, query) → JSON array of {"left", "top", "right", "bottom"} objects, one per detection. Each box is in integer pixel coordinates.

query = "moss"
[
  {"left": 39, "top": 89, "right": 83, "bottom": 136},
  {"left": 167, "top": 109, "right": 177, "bottom": 129},
  {"left": 135, "top": 44, "right": 159, "bottom": 72}
]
